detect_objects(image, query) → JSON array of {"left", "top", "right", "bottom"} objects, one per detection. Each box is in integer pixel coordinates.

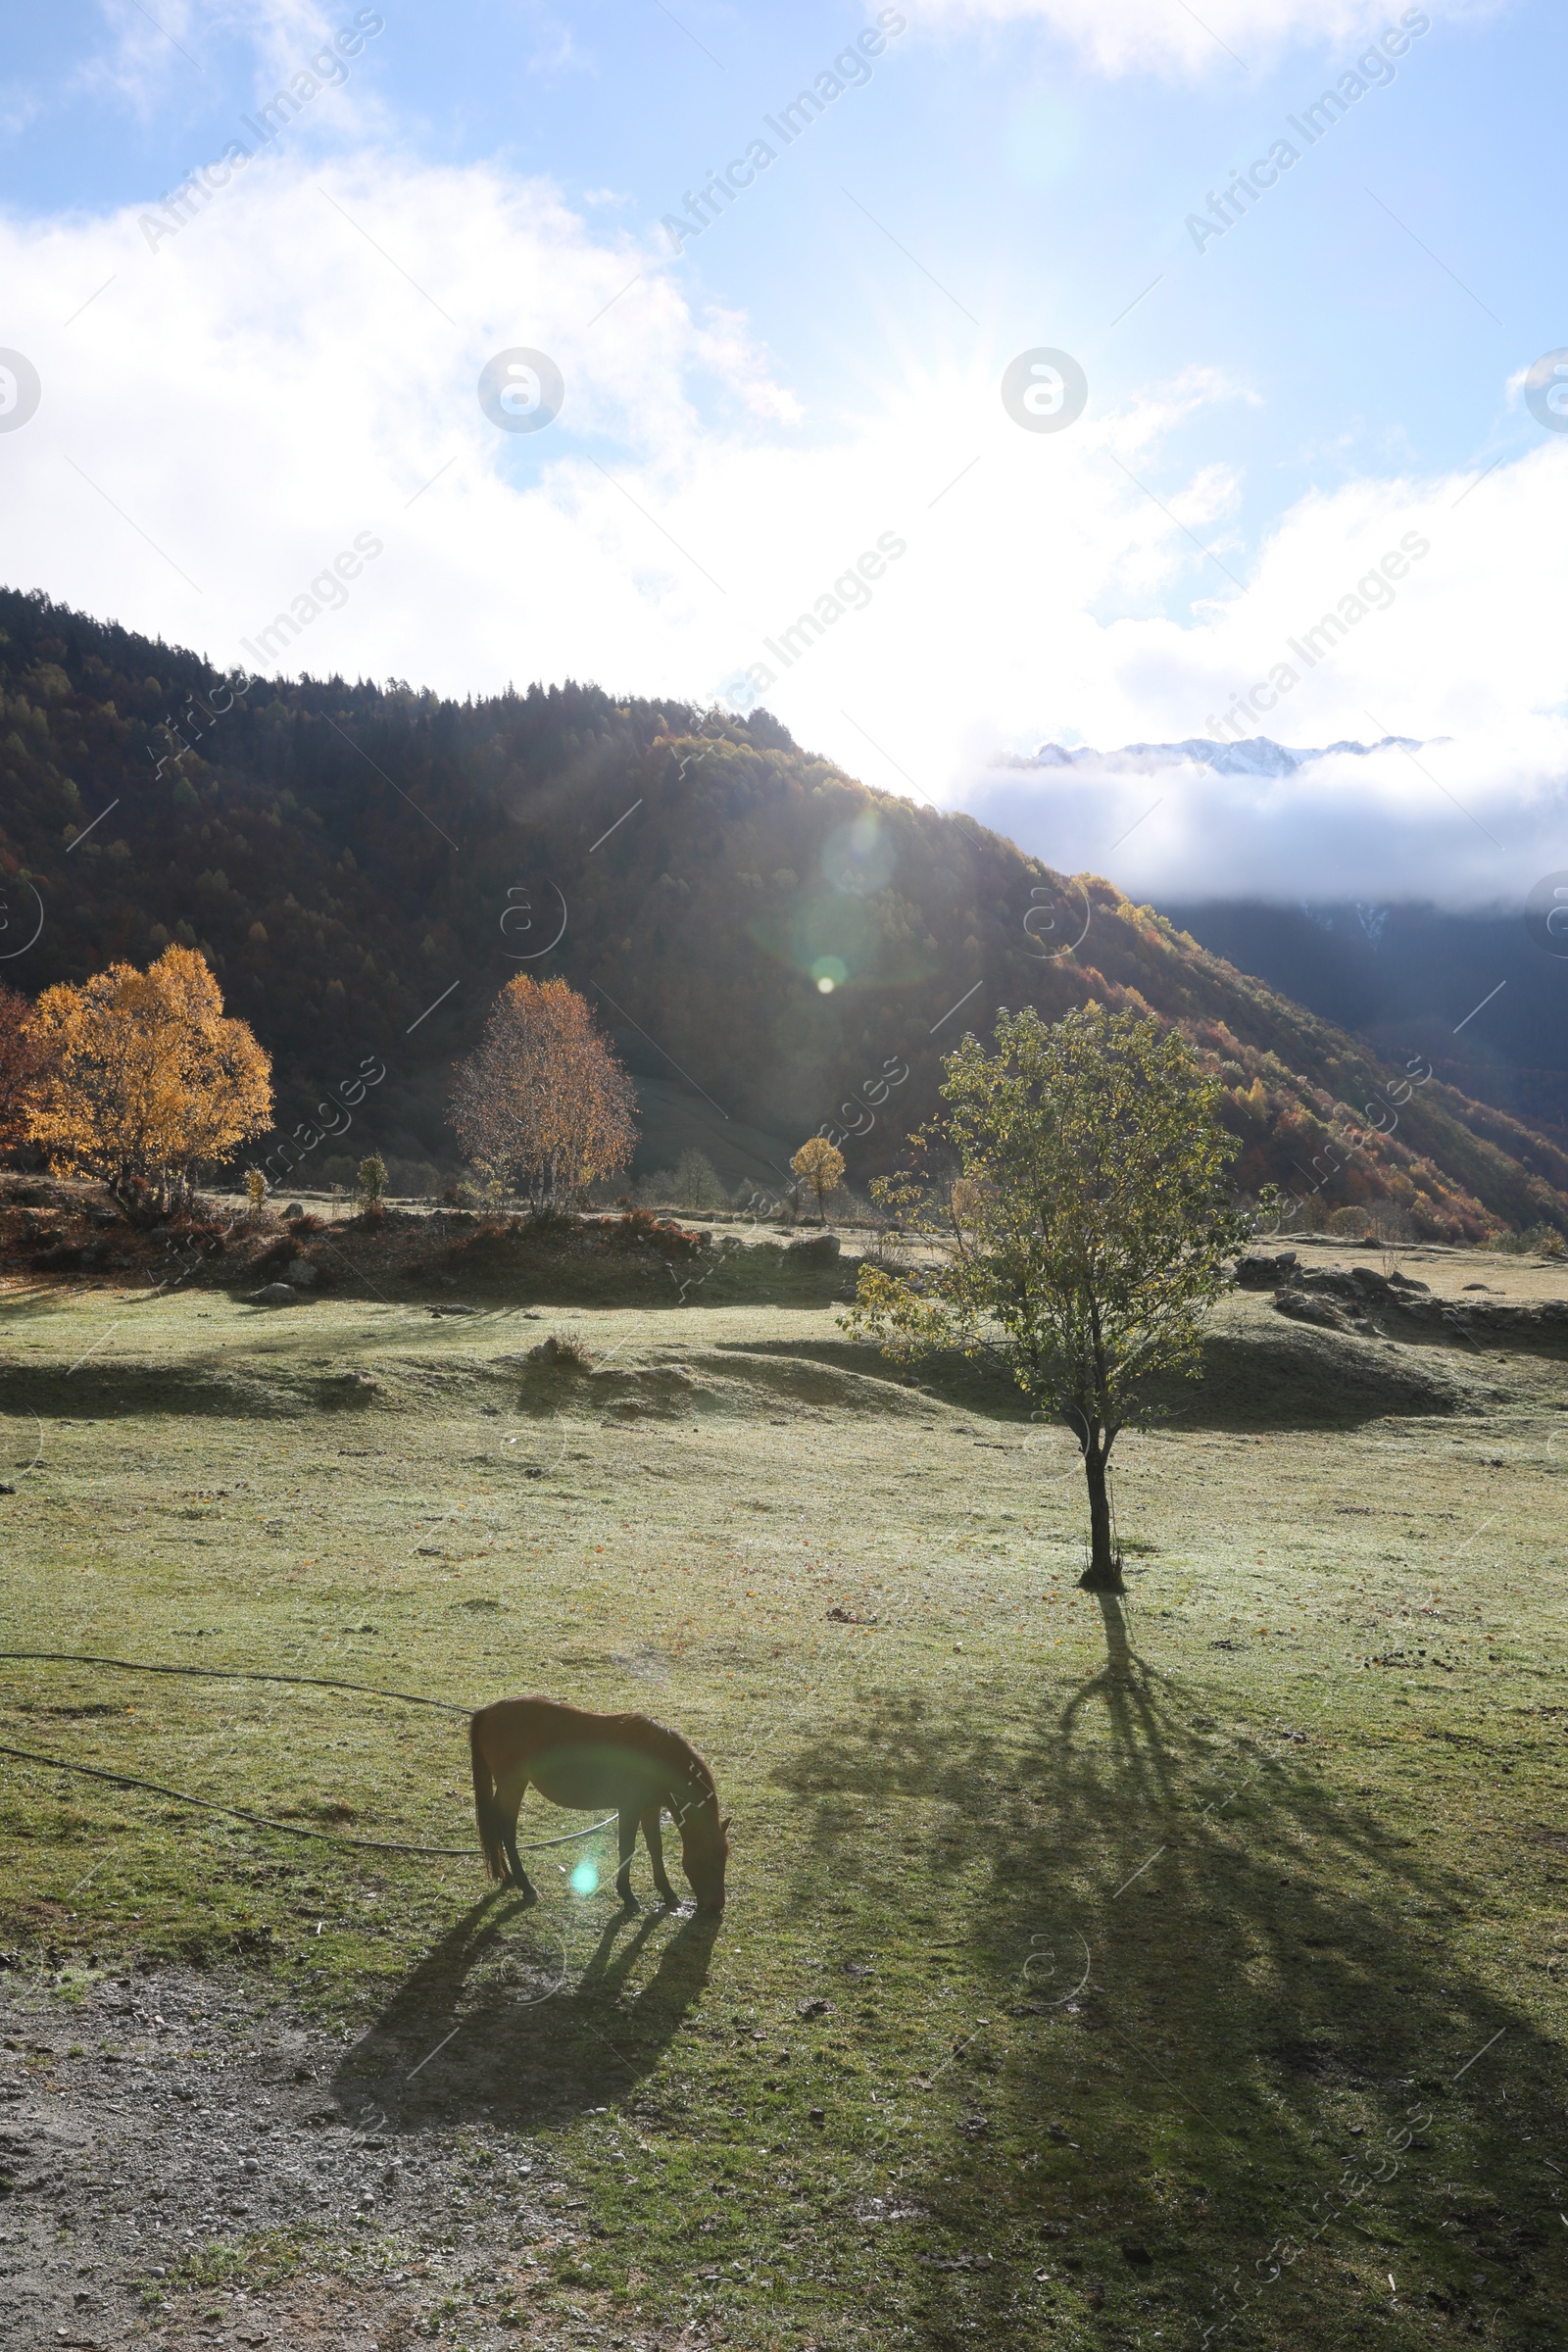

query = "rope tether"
[
  {"left": 0, "top": 1652, "right": 616, "bottom": 1859},
  {"left": 0, "top": 1649, "right": 472, "bottom": 1713},
  {"left": 0, "top": 1743, "right": 615, "bottom": 1857}
]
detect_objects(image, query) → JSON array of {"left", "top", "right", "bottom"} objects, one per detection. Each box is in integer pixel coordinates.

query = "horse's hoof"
[{"left": 619, "top": 1891, "right": 640, "bottom": 1912}]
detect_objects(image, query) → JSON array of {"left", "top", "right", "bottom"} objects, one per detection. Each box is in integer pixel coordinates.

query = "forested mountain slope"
[{"left": 1, "top": 583, "right": 1562, "bottom": 1240}]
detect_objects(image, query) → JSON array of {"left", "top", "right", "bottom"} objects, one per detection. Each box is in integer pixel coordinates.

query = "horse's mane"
[{"left": 615, "top": 1710, "right": 717, "bottom": 1821}]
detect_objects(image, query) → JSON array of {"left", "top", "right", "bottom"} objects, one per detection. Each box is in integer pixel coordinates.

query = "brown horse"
[{"left": 469, "top": 1697, "right": 729, "bottom": 1910}]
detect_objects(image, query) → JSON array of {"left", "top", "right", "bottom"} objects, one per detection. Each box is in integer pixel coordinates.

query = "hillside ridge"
[{"left": 0, "top": 582, "right": 1562, "bottom": 1242}]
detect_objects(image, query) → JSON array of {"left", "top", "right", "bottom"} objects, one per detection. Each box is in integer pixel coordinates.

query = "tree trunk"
[{"left": 1078, "top": 1431, "right": 1124, "bottom": 1593}]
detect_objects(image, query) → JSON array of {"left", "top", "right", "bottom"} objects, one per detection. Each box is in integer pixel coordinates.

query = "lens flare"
[
  {"left": 810, "top": 955, "right": 848, "bottom": 993},
  {"left": 821, "top": 811, "right": 894, "bottom": 899},
  {"left": 570, "top": 1860, "right": 599, "bottom": 1895}
]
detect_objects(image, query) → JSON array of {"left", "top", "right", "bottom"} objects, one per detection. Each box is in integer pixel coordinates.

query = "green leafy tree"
[
  {"left": 673, "top": 1147, "right": 728, "bottom": 1210},
  {"left": 357, "top": 1152, "right": 387, "bottom": 1205},
  {"left": 847, "top": 1004, "right": 1243, "bottom": 1592}
]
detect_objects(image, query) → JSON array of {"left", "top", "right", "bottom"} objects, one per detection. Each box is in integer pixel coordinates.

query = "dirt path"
[{"left": 0, "top": 1966, "right": 662, "bottom": 2351}]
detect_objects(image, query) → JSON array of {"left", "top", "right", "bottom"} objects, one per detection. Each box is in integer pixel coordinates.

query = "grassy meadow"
[{"left": 1, "top": 1245, "right": 1566, "bottom": 2349}]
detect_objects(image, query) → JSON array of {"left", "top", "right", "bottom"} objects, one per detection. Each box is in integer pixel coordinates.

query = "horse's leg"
[
  {"left": 497, "top": 1767, "right": 536, "bottom": 1901},
  {"left": 615, "top": 1808, "right": 640, "bottom": 1909},
  {"left": 641, "top": 1807, "right": 677, "bottom": 1906}
]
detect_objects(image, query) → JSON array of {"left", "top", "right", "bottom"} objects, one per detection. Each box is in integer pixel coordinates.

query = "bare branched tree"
[{"left": 449, "top": 976, "right": 637, "bottom": 1210}]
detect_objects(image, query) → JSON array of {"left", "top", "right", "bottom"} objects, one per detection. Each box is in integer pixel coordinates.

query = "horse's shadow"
[{"left": 332, "top": 1892, "right": 720, "bottom": 2134}]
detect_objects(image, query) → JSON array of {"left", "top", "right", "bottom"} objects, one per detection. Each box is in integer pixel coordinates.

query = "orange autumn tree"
[
  {"left": 791, "top": 1134, "right": 845, "bottom": 1224},
  {"left": 0, "top": 983, "right": 47, "bottom": 1161},
  {"left": 26, "top": 945, "right": 272, "bottom": 1211},
  {"left": 449, "top": 976, "right": 637, "bottom": 1209}
]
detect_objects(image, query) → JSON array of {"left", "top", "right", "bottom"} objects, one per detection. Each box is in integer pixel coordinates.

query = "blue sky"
[{"left": 2, "top": 1, "right": 1564, "bottom": 903}]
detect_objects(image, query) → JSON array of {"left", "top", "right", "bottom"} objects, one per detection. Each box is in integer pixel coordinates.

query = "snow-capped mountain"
[
  {"left": 959, "top": 727, "right": 1527, "bottom": 909},
  {"left": 1010, "top": 734, "right": 1422, "bottom": 779}
]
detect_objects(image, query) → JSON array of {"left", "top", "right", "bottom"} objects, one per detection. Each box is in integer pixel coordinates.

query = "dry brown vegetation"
[{"left": 449, "top": 976, "right": 638, "bottom": 1210}]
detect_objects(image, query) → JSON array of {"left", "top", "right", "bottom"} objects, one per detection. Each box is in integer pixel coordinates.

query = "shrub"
[
  {"left": 1494, "top": 1222, "right": 1568, "bottom": 1256},
  {"left": 1370, "top": 1205, "right": 1412, "bottom": 1244},
  {"left": 612, "top": 1206, "right": 707, "bottom": 1257},
  {"left": 173, "top": 1218, "right": 226, "bottom": 1251},
  {"left": 387, "top": 1157, "right": 442, "bottom": 1199},
  {"left": 525, "top": 1333, "right": 593, "bottom": 1371}
]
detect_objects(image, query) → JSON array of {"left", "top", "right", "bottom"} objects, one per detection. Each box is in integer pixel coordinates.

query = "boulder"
[
  {"left": 1296, "top": 1264, "right": 1428, "bottom": 1306},
  {"left": 283, "top": 1258, "right": 318, "bottom": 1288},
  {"left": 1236, "top": 1250, "right": 1298, "bottom": 1289},
  {"left": 1345, "top": 1265, "right": 1411, "bottom": 1301},
  {"left": 1272, "top": 1288, "right": 1352, "bottom": 1332},
  {"left": 788, "top": 1232, "right": 842, "bottom": 1261}
]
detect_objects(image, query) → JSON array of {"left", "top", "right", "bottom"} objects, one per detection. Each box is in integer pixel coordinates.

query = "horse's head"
[{"left": 679, "top": 1801, "right": 730, "bottom": 1912}]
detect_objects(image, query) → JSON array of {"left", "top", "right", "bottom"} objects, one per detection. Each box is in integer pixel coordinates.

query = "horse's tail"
[{"left": 469, "top": 1712, "right": 506, "bottom": 1882}]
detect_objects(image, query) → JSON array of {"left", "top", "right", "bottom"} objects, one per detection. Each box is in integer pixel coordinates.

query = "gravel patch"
[{"left": 0, "top": 1966, "right": 669, "bottom": 2350}]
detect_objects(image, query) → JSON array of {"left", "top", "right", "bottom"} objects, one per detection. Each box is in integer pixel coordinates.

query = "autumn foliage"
[
  {"left": 449, "top": 976, "right": 637, "bottom": 1209},
  {"left": 25, "top": 945, "right": 272, "bottom": 1209},
  {"left": 791, "top": 1134, "right": 845, "bottom": 1223},
  {"left": 0, "top": 982, "right": 46, "bottom": 1156},
  {"left": 0, "top": 588, "right": 1560, "bottom": 1243}
]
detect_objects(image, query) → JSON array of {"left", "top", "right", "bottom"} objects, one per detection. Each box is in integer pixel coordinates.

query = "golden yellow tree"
[
  {"left": 27, "top": 946, "right": 272, "bottom": 1209},
  {"left": 792, "top": 1134, "right": 846, "bottom": 1224},
  {"left": 449, "top": 976, "right": 637, "bottom": 1208},
  {"left": 0, "top": 983, "right": 46, "bottom": 1160}
]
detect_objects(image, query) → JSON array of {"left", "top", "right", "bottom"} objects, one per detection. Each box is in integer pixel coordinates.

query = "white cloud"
[
  {"left": 1, "top": 136, "right": 1565, "bottom": 911},
  {"left": 909, "top": 0, "right": 1498, "bottom": 80},
  {"left": 963, "top": 730, "right": 1568, "bottom": 908},
  {"left": 79, "top": 1, "right": 357, "bottom": 114},
  {"left": 0, "top": 147, "right": 779, "bottom": 678},
  {"left": 943, "top": 439, "right": 1568, "bottom": 907}
]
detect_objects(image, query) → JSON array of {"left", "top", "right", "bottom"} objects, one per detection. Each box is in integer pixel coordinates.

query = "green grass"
[{"left": 2, "top": 1271, "right": 1566, "bottom": 2347}]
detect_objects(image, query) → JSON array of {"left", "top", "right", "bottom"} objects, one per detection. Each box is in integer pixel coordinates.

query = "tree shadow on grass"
[
  {"left": 776, "top": 1602, "right": 1566, "bottom": 2350},
  {"left": 332, "top": 1891, "right": 720, "bottom": 2136}
]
